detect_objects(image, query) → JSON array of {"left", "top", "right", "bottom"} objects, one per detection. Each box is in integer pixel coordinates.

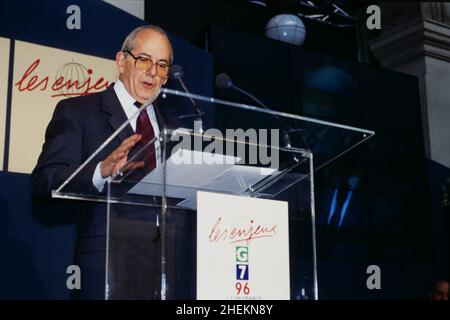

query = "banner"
[
  {"left": 0, "top": 37, "right": 10, "bottom": 171},
  {"left": 8, "top": 40, "right": 117, "bottom": 173},
  {"left": 197, "top": 191, "right": 290, "bottom": 300}
]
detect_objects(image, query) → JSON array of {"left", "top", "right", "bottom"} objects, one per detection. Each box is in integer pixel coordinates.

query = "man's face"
[
  {"left": 116, "top": 29, "right": 171, "bottom": 104},
  {"left": 431, "top": 281, "right": 448, "bottom": 300}
]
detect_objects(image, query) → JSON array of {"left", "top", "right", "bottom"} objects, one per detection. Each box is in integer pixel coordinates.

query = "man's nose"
[{"left": 145, "top": 63, "right": 157, "bottom": 76}]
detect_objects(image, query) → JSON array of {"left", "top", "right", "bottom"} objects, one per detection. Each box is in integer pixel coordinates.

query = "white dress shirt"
[{"left": 92, "top": 80, "right": 161, "bottom": 192}]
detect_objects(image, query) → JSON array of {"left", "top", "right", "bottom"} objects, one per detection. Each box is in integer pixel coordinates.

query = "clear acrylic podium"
[{"left": 52, "top": 88, "right": 374, "bottom": 300}]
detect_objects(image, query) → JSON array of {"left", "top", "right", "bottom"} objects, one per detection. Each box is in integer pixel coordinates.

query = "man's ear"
[{"left": 116, "top": 51, "right": 126, "bottom": 74}]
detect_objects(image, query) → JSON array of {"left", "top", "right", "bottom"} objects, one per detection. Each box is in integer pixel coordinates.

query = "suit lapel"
[
  {"left": 102, "top": 85, "right": 176, "bottom": 145},
  {"left": 102, "top": 84, "right": 135, "bottom": 143}
]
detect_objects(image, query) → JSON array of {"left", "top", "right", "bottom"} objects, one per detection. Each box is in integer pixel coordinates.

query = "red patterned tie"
[{"left": 134, "top": 101, "right": 156, "bottom": 171}]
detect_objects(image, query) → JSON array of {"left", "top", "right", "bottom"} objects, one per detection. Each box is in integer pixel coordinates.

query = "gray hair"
[{"left": 121, "top": 25, "right": 173, "bottom": 64}]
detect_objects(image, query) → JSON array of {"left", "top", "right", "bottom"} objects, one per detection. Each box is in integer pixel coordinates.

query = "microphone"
[
  {"left": 170, "top": 65, "right": 205, "bottom": 133},
  {"left": 169, "top": 64, "right": 184, "bottom": 79},
  {"left": 215, "top": 73, "right": 297, "bottom": 149},
  {"left": 215, "top": 73, "right": 232, "bottom": 89}
]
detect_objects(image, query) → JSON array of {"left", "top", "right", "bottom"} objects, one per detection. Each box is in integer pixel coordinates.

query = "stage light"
[{"left": 265, "top": 14, "right": 306, "bottom": 46}]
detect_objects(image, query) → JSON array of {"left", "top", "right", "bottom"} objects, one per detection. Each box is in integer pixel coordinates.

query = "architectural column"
[{"left": 370, "top": 2, "right": 450, "bottom": 169}]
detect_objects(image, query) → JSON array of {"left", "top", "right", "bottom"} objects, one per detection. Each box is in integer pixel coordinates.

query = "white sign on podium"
[{"left": 197, "top": 191, "right": 290, "bottom": 300}]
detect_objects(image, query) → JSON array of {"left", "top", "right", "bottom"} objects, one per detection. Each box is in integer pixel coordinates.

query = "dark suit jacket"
[
  {"left": 30, "top": 85, "right": 178, "bottom": 299},
  {"left": 31, "top": 84, "right": 173, "bottom": 197}
]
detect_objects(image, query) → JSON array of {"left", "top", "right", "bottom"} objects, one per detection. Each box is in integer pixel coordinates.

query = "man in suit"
[{"left": 31, "top": 25, "right": 176, "bottom": 299}]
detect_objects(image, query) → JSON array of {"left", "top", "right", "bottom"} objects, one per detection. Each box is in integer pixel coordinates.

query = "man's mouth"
[{"left": 142, "top": 81, "right": 154, "bottom": 89}]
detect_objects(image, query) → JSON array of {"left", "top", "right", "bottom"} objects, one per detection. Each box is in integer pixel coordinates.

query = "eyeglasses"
[{"left": 124, "top": 49, "right": 170, "bottom": 78}]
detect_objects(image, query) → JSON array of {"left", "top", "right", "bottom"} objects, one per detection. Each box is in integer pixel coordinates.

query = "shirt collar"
[
  {"left": 114, "top": 79, "right": 136, "bottom": 108},
  {"left": 114, "top": 79, "right": 147, "bottom": 122}
]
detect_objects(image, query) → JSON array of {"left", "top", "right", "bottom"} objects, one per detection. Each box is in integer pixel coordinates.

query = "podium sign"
[{"left": 197, "top": 191, "right": 290, "bottom": 300}]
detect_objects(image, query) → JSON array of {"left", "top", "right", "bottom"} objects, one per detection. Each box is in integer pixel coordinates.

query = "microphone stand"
[
  {"left": 228, "top": 82, "right": 310, "bottom": 151},
  {"left": 230, "top": 84, "right": 291, "bottom": 148},
  {"left": 171, "top": 67, "right": 205, "bottom": 134}
]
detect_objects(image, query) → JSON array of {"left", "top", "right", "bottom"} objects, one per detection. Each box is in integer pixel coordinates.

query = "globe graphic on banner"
[
  {"left": 265, "top": 14, "right": 306, "bottom": 46},
  {"left": 55, "top": 60, "right": 90, "bottom": 97}
]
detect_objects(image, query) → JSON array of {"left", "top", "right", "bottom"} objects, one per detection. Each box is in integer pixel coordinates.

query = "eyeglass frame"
[{"left": 123, "top": 49, "right": 171, "bottom": 78}]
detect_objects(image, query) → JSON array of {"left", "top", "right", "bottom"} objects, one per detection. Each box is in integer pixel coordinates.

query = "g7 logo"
[{"left": 236, "top": 246, "right": 248, "bottom": 262}]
